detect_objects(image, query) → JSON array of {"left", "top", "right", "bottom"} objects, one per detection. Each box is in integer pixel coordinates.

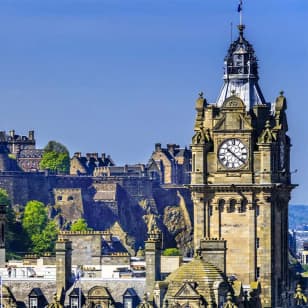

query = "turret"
[{"left": 217, "top": 25, "right": 266, "bottom": 110}]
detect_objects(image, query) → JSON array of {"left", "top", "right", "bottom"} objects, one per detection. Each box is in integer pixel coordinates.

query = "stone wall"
[{"left": 0, "top": 172, "right": 193, "bottom": 253}]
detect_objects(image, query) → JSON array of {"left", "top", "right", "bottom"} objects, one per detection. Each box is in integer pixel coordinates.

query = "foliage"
[
  {"left": 22, "top": 200, "right": 48, "bottom": 238},
  {"left": 44, "top": 140, "right": 69, "bottom": 154},
  {"left": 0, "top": 188, "right": 10, "bottom": 206},
  {"left": 162, "top": 248, "right": 181, "bottom": 256},
  {"left": 70, "top": 218, "right": 92, "bottom": 231},
  {"left": 39, "top": 140, "right": 70, "bottom": 174},
  {"left": 0, "top": 189, "right": 29, "bottom": 257},
  {"left": 302, "top": 264, "right": 308, "bottom": 273},
  {"left": 31, "top": 221, "right": 58, "bottom": 254},
  {"left": 22, "top": 200, "right": 59, "bottom": 254}
]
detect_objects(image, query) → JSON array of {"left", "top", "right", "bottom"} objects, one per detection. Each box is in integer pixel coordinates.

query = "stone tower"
[
  {"left": 145, "top": 229, "right": 162, "bottom": 296},
  {"left": 190, "top": 24, "right": 294, "bottom": 307},
  {"left": 0, "top": 203, "right": 6, "bottom": 266}
]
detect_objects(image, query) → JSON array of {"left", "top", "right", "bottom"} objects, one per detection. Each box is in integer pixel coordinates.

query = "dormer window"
[
  {"left": 28, "top": 288, "right": 47, "bottom": 308},
  {"left": 69, "top": 288, "right": 84, "bottom": 308},
  {"left": 71, "top": 297, "right": 79, "bottom": 308},
  {"left": 29, "top": 298, "right": 38, "bottom": 308}
]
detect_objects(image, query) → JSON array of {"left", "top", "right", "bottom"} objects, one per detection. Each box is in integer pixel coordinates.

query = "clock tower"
[{"left": 190, "top": 24, "right": 295, "bottom": 307}]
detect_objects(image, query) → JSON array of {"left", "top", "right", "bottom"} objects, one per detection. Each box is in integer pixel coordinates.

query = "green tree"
[
  {"left": 162, "top": 248, "right": 181, "bottom": 256},
  {"left": 0, "top": 189, "right": 29, "bottom": 258},
  {"left": 22, "top": 200, "right": 59, "bottom": 254},
  {"left": 39, "top": 141, "right": 70, "bottom": 174},
  {"left": 0, "top": 188, "right": 10, "bottom": 206},
  {"left": 22, "top": 200, "right": 48, "bottom": 238},
  {"left": 44, "top": 140, "right": 69, "bottom": 154},
  {"left": 31, "top": 221, "right": 58, "bottom": 254},
  {"left": 70, "top": 218, "right": 92, "bottom": 231}
]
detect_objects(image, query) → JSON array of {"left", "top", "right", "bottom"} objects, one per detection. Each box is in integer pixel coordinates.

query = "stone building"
[
  {"left": 0, "top": 130, "right": 43, "bottom": 172},
  {"left": 147, "top": 143, "right": 191, "bottom": 185},
  {"left": 70, "top": 152, "right": 114, "bottom": 175},
  {"left": 190, "top": 23, "right": 295, "bottom": 307}
]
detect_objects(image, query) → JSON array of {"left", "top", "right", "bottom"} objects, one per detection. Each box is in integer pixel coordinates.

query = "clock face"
[{"left": 218, "top": 138, "right": 248, "bottom": 169}]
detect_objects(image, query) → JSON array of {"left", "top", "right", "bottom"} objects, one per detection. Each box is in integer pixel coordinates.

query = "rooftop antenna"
[
  {"left": 230, "top": 22, "right": 233, "bottom": 43},
  {"left": 237, "top": 0, "right": 243, "bottom": 25}
]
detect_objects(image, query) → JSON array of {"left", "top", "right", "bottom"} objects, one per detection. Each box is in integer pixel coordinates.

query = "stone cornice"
[{"left": 189, "top": 183, "right": 297, "bottom": 193}]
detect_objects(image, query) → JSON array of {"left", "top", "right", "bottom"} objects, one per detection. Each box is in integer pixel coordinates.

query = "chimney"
[
  {"left": 167, "top": 144, "right": 176, "bottom": 155},
  {"left": 74, "top": 152, "right": 82, "bottom": 158},
  {"left": 101, "top": 153, "right": 106, "bottom": 161},
  {"left": 199, "top": 239, "right": 227, "bottom": 274},
  {"left": 28, "top": 130, "right": 35, "bottom": 141},
  {"left": 145, "top": 229, "right": 162, "bottom": 295},
  {"left": 155, "top": 143, "right": 162, "bottom": 152},
  {"left": 0, "top": 203, "right": 7, "bottom": 267},
  {"left": 9, "top": 130, "right": 15, "bottom": 138},
  {"left": 56, "top": 239, "right": 72, "bottom": 299},
  {"left": 86, "top": 153, "right": 91, "bottom": 160},
  {"left": 92, "top": 153, "right": 98, "bottom": 160}
]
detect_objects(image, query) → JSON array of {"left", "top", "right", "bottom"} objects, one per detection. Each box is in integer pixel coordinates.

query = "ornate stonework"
[{"left": 190, "top": 25, "right": 294, "bottom": 307}]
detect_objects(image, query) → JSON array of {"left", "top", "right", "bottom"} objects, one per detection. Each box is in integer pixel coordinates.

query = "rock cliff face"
[{"left": 0, "top": 172, "right": 193, "bottom": 254}]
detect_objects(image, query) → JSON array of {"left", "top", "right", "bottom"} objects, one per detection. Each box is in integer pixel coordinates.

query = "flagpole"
[{"left": 239, "top": 0, "right": 243, "bottom": 25}]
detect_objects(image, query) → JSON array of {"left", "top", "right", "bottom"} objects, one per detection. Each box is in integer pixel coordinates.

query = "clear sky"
[{"left": 0, "top": 0, "right": 307, "bottom": 204}]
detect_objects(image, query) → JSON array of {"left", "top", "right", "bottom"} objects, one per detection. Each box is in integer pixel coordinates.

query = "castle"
[{"left": 0, "top": 9, "right": 302, "bottom": 308}]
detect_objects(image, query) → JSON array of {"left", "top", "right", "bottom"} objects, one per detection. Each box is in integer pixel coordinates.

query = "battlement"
[{"left": 59, "top": 230, "right": 111, "bottom": 236}]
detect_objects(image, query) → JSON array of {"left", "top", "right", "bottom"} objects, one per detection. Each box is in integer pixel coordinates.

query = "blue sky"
[{"left": 0, "top": 0, "right": 307, "bottom": 204}]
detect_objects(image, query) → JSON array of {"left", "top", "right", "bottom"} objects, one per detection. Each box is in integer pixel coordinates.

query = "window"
[
  {"left": 218, "top": 199, "right": 225, "bottom": 211},
  {"left": 256, "top": 267, "right": 260, "bottom": 279},
  {"left": 256, "top": 238, "right": 260, "bottom": 249},
  {"left": 71, "top": 297, "right": 79, "bottom": 308},
  {"left": 68, "top": 196, "right": 74, "bottom": 201},
  {"left": 229, "top": 199, "right": 236, "bottom": 212},
  {"left": 124, "top": 298, "right": 132, "bottom": 308},
  {"left": 29, "top": 298, "right": 38, "bottom": 308},
  {"left": 57, "top": 195, "right": 62, "bottom": 201}
]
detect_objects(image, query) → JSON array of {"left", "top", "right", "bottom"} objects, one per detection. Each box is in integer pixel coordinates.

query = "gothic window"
[{"left": 256, "top": 238, "right": 260, "bottom": 249}]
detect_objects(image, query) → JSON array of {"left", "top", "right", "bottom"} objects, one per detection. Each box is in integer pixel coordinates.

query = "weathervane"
[{"left": 237, "top": 0, "right": 243, "bottom": 25}]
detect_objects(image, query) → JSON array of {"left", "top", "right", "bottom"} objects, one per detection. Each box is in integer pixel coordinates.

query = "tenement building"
[{"left": 190, "top": 23, "right": 295, "bottom": 307}]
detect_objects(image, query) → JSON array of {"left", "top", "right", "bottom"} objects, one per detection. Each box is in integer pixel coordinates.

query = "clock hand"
[{"left": 227, "top": 148, "right": 245, "bottom": 163}]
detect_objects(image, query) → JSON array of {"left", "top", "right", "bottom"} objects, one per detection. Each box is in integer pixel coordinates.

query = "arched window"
[
  {"left": 240, "top": 199, "right": 247, "bottom": 213},
  {"left": 67, "top": 196, "right": 74, "bottom": 201},
  {"left": 57, "top": 196, "right": 62, "bottom": 201},
  {"left": 218, "top": 199, "right": 225, "bottom": 212},
  {"left": 229, "top": 199, "right": 236, "bottom": 212}
]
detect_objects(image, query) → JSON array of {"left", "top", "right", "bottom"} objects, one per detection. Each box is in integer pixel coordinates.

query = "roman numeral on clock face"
[{"left": 218, "top": 138, "right": 248, "bottom": 169}]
